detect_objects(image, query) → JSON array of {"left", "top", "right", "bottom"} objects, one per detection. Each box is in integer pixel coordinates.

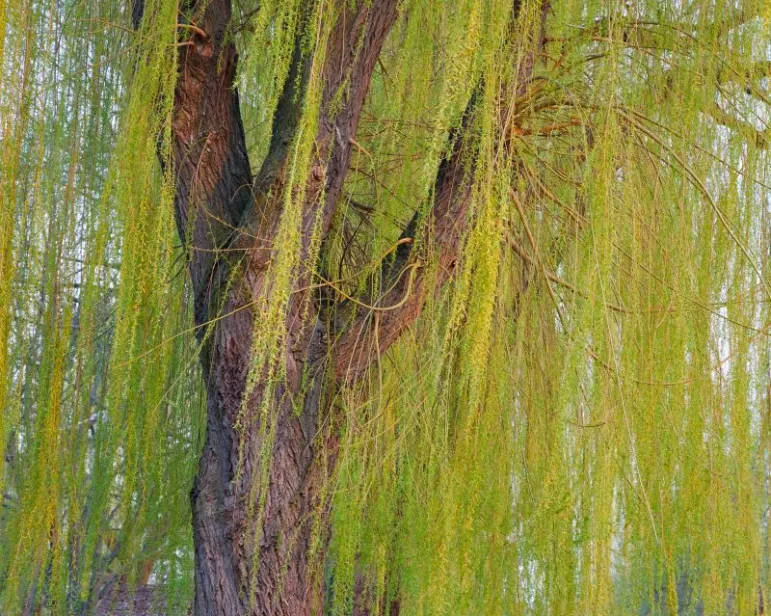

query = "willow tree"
[{"left": 2, "top": 0, "right": 771, "bottom": 614}]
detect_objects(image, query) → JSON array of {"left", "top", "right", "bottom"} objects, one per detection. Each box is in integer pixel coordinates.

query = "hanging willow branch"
[{"left": 2, "top": 0, "right": 771, "bottom": 615}]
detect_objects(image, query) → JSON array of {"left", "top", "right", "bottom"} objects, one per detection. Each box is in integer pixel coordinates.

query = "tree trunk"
[
  {"left": 130, "top": 0, "right": 536, "bottom": 612},
  {"left": 139, "top": 0, "right": 400, "bottom": 613}
]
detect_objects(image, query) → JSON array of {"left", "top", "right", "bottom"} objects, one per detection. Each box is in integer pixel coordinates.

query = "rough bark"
[
  {"left": 130, "top": 0, "right": 542, "bottom": 613},
  {"left": 136, "top": 0, "right": 401, "bottom": 614}
]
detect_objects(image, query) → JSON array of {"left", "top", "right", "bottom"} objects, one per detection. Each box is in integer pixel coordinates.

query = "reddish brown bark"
[
  {"left": 333, "top": 102, "right": 478, "bottom": 382},
  {"left": 130, "top": 0, "right": 543, "bottom": 613},
  {"left": 137, "top": 1, "right": 401, "bottom": 614}
]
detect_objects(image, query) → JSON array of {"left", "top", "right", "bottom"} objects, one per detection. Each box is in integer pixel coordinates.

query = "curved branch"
[
  {"left": 332, "top": 0, "right": 551, "bottom": 383},
  {"left": 332, "top": 98, "right": 477, "bottom": 382}
]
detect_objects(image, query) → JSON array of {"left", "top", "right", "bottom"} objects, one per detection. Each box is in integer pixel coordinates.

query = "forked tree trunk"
[
  {"left": 132, "top": 0, "right": 402, "bottom": 613},
  {"left": 130, "top": 0, "right": 536, "bottom": 613}
]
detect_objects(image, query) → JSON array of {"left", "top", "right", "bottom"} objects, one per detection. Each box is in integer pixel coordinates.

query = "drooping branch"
[
  {"left": 242, "top": 0, "right": 402, "bottom": 277},
  {"left": 333, "top": 0, "right": 551, "bottom": 383},
  {"left": 332, "top": 97, "right": 478, "bottom": 382},
  {"left": 706, "top": 100, "right": 771, "bottom": 149}
]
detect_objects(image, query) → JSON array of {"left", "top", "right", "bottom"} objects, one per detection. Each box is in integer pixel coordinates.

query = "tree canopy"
[{"left": 2, "top": 0, "right": 771, "bottom": 614}]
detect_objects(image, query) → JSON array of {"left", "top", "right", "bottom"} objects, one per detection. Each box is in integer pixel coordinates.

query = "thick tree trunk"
[
  {"left": 138, "top": 1, "right": 400, "bottom": 614},
  {"left": 130, "top": 0, "right": 540, "bottom": 612}
]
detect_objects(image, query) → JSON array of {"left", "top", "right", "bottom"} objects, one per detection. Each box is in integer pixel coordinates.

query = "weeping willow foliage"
[
  {"left": 2, "top": 0, "right": 771, "bottom": 614},
  {"left": 0, "top": 0, "right": 203, "bottom": 612},
  {"left": 323, "top": 1, "right": 771, "bottom": 614}
]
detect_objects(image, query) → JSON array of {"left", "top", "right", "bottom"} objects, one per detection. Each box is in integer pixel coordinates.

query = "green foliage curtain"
[
  {"left": 0, "top": 1, "right": 203, "bottom": 611},
  {"left": 2, "top": 0, "right": 771, "bottom": 614}
]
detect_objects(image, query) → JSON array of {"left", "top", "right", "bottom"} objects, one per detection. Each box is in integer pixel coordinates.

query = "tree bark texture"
[
  {"left": 152, "top": 1, "right": 405, "bottom": 614},
  {"left": 129, "top": 0, "right": 543, "bottom": 613}
]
